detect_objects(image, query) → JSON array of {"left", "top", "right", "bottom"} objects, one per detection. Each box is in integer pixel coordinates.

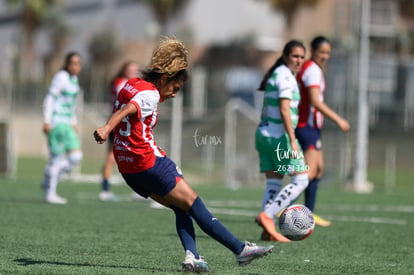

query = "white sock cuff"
[{"left": 291, "top": 173, "right": 308, "bottom": 182}]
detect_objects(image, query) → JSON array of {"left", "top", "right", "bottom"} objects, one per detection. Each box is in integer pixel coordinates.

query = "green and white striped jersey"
[
  {"left": 258, "top": 64, "right": 300, "bottom": 139},
  {"left": 43, "top": 70, "right": 80, "bottom": 127}
]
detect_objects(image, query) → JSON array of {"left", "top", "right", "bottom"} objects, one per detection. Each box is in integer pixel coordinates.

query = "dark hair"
[
  {"left": 116, "top": 61, "right": 135, "bottom": 78},
  {"left": 141, "top": 68, "right": 188, "bottom": 84},
  {"left": 62, "top": 51, "right": 81, "bottom": 71},
  {"left": 109, "top": 61, "right": 136, "bottom": 87},
  {"left": 258, "top": 40, "right": 305, "bottom": 91},
  {"left": 310, "top": 36, "right": 330, "bottom": 51}
]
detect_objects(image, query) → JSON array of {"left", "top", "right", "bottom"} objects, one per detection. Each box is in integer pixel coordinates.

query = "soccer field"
[{"left": 1, "top": 158, "right": 413, "bottom": 274}]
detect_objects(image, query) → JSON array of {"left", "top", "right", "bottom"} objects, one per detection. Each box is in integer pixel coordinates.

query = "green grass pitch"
[{"left": 0, "top": 157, "right": 413, "bottom": 274}]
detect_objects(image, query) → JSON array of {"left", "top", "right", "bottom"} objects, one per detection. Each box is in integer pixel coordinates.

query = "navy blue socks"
[
  {"left": 101, "top": 179, "right": 110, "bottom": 191},
  {"left": 171, "top": 206, "right": 199, "bottom": 258},
  {"left": 305, "top": 178, "right": 320, "bottom": 212},
  {"left": 188, "top": 197, "right": 244, "bottom": 255}
]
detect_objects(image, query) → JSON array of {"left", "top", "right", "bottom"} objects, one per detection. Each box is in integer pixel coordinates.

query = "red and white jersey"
[
  {"left": 297, "top": 60, "right": 325, "bottom": 129},
  {"left": 112, "top": 78, "right": 165, "bottom": 173}
]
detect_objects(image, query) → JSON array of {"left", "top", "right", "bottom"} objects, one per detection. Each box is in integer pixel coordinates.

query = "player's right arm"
[
  {"left": 94, "top": 102, "right": 138, "bottom": 144},
  {"left": 42, "top": 72, "right": 66, "bottom": 134}
]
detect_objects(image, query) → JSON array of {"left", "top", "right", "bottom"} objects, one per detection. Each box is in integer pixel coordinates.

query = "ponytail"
[{"left": 258, "top": 40, "right": 305, "bottom": 91}]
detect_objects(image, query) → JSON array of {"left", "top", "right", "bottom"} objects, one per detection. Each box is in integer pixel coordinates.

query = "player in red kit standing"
[{"left": 296, "top": 36, "right": 350, "bottom": 226}]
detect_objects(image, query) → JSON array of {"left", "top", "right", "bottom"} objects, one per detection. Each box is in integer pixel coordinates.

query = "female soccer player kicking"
[{"left": 93, "top": 37, "right": 273, "bottom": 272}]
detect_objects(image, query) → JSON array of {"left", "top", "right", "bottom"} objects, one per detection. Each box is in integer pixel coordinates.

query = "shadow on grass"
[
  {"left": 14, "top": 258, "right": 136, "bottom": 269},
  {"left": 14, "top": 258, "right": 181, "bottom": 273}
]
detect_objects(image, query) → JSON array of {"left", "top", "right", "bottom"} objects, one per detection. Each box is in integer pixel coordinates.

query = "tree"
[
  {"left": 88, "top": 28, "right": 123, "bottom": 102},
  {"left": 6, "top": 0, "right": 61, "bottom": 80},
  {"left": 43, "top": 11, "right": 72, "bottom": 85}
]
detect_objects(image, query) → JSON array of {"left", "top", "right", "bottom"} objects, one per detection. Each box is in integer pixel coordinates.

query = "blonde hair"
[{"left": 149, "top": 36, "right": 188, "bottom": 77}]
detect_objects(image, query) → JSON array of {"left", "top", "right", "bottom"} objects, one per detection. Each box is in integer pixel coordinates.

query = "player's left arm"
[
  {"left": 308, "top": 87, "right": 350, "bottom": 132},
  {"left": 71, "top": 86, "right": 81, "bottom": 132},
  {"left": 280, "top": 98, "right": 300, "bottom": 155},
  {"left": 94, "top": 103, "right": 138, "bottom": 144}
]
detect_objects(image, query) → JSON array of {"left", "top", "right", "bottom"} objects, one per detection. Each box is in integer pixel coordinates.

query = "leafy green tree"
[{"left": 88, "top": 28, "right": 123, "bottom": 102}]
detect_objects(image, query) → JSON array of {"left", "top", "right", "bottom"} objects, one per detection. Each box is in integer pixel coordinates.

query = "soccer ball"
[{"left": 278, "top": 204, "right": 315, "bottom": 241}]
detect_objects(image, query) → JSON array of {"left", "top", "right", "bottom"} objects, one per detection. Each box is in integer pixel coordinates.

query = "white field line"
[
  {"left": 318, "top": 204, "right": 414, "bottom": 213},
  {"left": 325, "top": 215, "right": 407, "bottom": 225},
  {"left": 73, "top": 185, "right": 412, "bottom": 226},
  {"left": 206, "top": 207, "right": 408, "bottom": 226},
  {"left": 205, "top": 200, "right": 414, "bottom": 214}
]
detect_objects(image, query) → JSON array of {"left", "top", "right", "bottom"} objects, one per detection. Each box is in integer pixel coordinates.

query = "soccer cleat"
[
  {"left": 255, "top": 212, "right": 291, "bottom": 242},
  {"left": 235, "top": 241, "right": 274, "bottom": 266},
  {"left": 99, "top": 191, "right": 119, "bottom": 202},
  {"left": 313, "top": 213, "right": 331, "bottom": 227},
  {"left": 45, "top": 194, "right": 68, "bottom": 205},
  {"left": 182, "top": 250, "right": 209, "bottom": 273}
]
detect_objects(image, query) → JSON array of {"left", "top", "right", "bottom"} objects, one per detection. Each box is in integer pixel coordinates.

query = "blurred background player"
[
  {"left": 99, "top": 61, "right": 139, "bottom": 201},
  {"left": 94, "top": 37, "right": 273, "bottom": 271},
  {"left": 42, "top": 52, "right": 83, "bottom": 204},
  {"left": 254, "top": 40, "right": 309, "bottom": 242},
  {"left": 296, "top": 36, "right": 350, "bottom": 227}
]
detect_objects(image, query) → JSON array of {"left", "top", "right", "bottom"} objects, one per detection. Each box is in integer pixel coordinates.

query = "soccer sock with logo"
[
  {"left": 189, "top": 196, "right": 245, "bottom": 254},
  {"left": 264, "top": 173, "right": 309, "bottom": 218},
  {"left": 262, "top": 178, "right": 283, "bottom": 211},
  {"left": 305, "top": 178, "right": 320, "bottom": 212},
  {"left": 171, "top": 206, "right": 199, "bottom": 258}
]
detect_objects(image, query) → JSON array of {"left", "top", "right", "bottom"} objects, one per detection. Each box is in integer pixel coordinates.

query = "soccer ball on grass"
[{"left": 278, "top": 204, "right": 315, "bottom": 241}]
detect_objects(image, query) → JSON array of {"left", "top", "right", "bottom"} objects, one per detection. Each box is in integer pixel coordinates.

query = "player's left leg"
[
  {"left": 43, "top": 153, "right": 67, "bottom": 204},
  {"left": 99, "top": 149, "right": 118, "bottom": 201},
  {"left": 303, "top": 148, "right": 321, "bottom": 211},
  {"left": 306, "top": 150, "right": 331, "bottom": 226},
  {"left": 263, "top": 173, "right": 309, "bottom": 222}
]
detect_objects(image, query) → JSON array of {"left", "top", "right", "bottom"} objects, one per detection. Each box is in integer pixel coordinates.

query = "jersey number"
[{"left": 118, "top": 104, "right": 131, "bottom": 136}]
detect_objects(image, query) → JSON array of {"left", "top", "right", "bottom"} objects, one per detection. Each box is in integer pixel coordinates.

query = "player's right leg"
[
  {"left": 256, "top": 171, "right": 291, "bottom": 242},
  {"left": 43, "top": 153, "right": 68, "bottom": 204},
  {"left": 99, "top": 149, "right": 118, "bottom": 201},
  {"left": 257, "top": 172, "right": 309, "bottom": 242}
]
